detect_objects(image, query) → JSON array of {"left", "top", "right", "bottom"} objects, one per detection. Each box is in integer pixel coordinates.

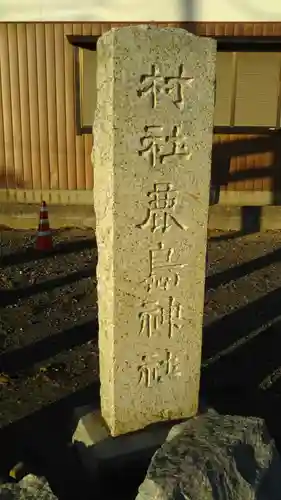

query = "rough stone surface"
[
  {"left": 93, "top": 24, "right": 216, "bottom": 436},
  {"left": 136, "top": 409, "right": 281, "bottom": 500},
  {"left": 0, "top": 475, "right": 57, "bottom": 500}
]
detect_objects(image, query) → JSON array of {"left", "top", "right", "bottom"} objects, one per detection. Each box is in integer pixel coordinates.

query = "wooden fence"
[{"left": 0, "top": 22, "right": 281, "bottom": 204}]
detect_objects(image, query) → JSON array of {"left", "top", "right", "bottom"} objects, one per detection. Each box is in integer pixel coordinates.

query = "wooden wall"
[
  {"left": 212, "top": 133, "right": 281, "bottom": 200},
  {"left": 0, "top": 23, "right": 99, "bottom": 200},
  {"left": 0, "top": 22, "right": 281, "bottom": 204},
  {"left": 186, "top": 22, "right": 281, "bottom": 200}
]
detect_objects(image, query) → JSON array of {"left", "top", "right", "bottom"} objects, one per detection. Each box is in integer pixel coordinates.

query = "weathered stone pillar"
[{"left": 93, "top": 25, "right": 216, "bottom": 436}]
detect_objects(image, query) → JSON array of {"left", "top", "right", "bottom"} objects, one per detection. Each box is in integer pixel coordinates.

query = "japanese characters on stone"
[
  {"left": 138, "top": 351, "right": 181, "bottom": 389},
  {"left": 136, "top": 64, "right": 193, "bottom": 389},
  {"left": 138, "top": 125, "right": 192, "bottom": 168},
  {"left": 137, "top": 64, "right": 194, "bottom": 110},
  {"left": 142, "top": 242, "right": 187, "bottom": 292}
]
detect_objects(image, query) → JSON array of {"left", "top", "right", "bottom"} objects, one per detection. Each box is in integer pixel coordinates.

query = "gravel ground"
[
  {"left": 203, "top": 230, "right": 281, "bottom": 394},
  {"left": 0, "top": 227, "right": 281, "bottom": 498},
  {"left": 0, "top": 228, "right": 98, "bottom": 428}
]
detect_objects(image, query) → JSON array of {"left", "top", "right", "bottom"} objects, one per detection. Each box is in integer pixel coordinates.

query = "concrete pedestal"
[{"left": 72, "top": 406, "right": 183, "bottom": 478}]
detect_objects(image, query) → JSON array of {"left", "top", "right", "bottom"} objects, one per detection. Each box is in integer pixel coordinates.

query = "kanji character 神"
[{"left": 139, "top": 296, "right": 183, "bottom": 339}]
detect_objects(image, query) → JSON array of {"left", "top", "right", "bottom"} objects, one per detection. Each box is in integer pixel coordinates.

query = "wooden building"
[{"left": 0, "top": 20, "right": 281, "bottom": 209}]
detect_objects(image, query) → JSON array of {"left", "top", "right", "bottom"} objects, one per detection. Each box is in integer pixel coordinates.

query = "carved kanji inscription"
[
  {"left": 137, "top": 183, "right": 188, "bottom": 233},
  {"left": 138, "top": 125, "right": 192, "bottom": 168},
  {"left": 138, "top": 351, "right": 181, "bottom": 388},
  {"left": 139, "top": 296, "right": 184, "bottom": 339},
  {"left": 137, "top": 64, "right": 194, "bottom": 109},
  {"left": 144, "top": 242, "right": 187, "bottom": 292}
]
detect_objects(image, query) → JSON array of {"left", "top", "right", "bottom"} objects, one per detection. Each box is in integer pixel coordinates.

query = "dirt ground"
[
  {"left": 0, "top": 228, "right": 98, "bottom": 427},
  {"left": 1, "top": 227, "right": 281, "bottom": 498}
]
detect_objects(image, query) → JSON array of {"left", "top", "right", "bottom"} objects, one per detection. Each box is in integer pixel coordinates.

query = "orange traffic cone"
[{"left": 36, "top": 201, "right": 53, "bottom": 251}]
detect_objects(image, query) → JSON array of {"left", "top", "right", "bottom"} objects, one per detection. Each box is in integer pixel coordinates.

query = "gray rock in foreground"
[
  {"left": 136, "top": 409, "right": 281, "bottom": 500},
  {"left": 0, "top": 475, "right": 57, "bottom": 500}
]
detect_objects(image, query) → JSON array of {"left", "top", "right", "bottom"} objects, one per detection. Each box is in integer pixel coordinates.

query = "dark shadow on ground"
[
  {"left": 0, "top": 233, "right": 100, "bottom": 498},
  {"left": 201, "top": 277, "right": 281, "bottom": 455},
  {"left": 0, "top": 377, "right": 150, "bottom": 500},
  {"left": 0, "top": 317, "right": 98, "bottom": 375},
  {"left": 202, "top": 284, "right": 281, "bottom": 363},
  {"left": 0, "top": 237, "right": 96, "bottom": 269},
  {"left": 206, "top": 244, "right": 281, "bottom": 290},
  {"left": 209, "top": 231, "right": 246, "bottom": 241},
  {"left": 0, "top": 265, "right": 95, "bottom": 307},
  {"left": 0, "top": 381, "right": 100, "bottom": 500},
  {"left": 201, "top": 205, "right": 281, "bottom": 462}
]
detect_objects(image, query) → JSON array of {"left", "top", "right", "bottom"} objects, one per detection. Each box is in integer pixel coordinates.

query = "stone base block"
[{"left": 72, "top": 406, "right": 183, "bottom": 477}]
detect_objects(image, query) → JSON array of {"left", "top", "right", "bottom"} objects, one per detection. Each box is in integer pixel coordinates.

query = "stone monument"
[{"left": 93, "top": 25, "right": 216, "bottom": 437}]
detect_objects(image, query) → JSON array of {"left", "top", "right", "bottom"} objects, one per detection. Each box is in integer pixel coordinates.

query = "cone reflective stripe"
[
  {"left": 37, "top": 230, "right": 52, "bottom": 237},
  {"left": 36, "top": 201, "right": 53, "bottom": 251}
]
